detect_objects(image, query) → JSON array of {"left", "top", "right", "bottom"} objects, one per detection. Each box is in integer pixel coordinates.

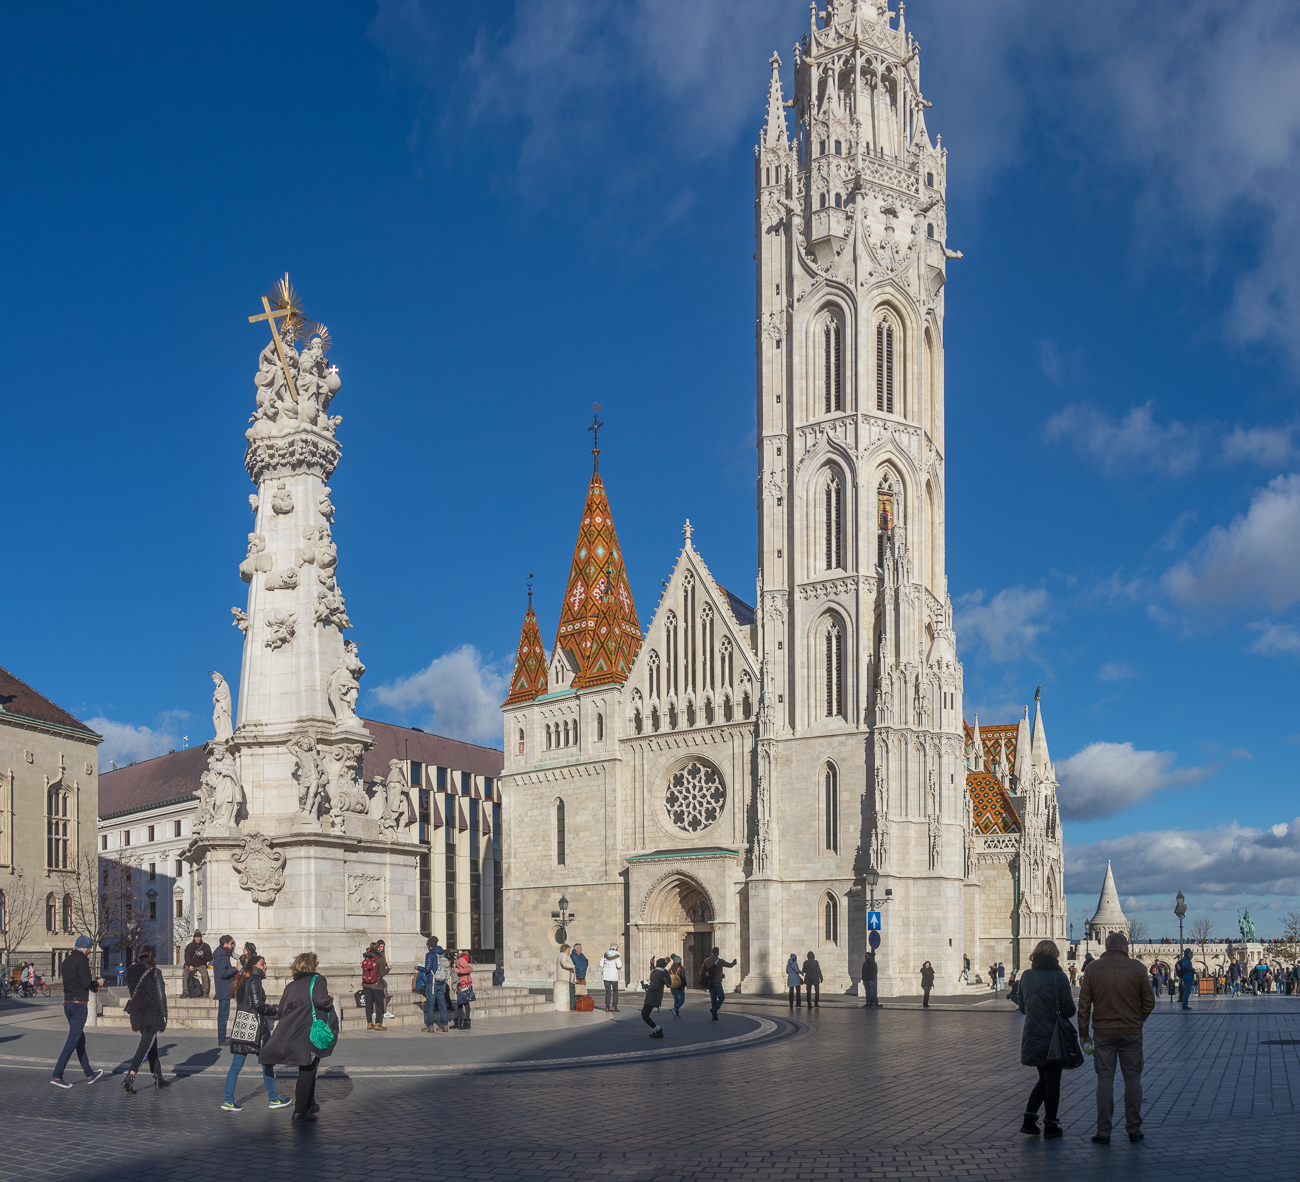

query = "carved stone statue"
[
  {"left": 265, "top": 611, "right": 297, "bottom": 650},
  {"left": 210, "top": 671, "right": 233, "bottom": 742},
  {"left": 231, "top": 607, "right": 249, "bottom": 634},
  {"left": 928, "top": 814, "right": 941, "bottom": 871},
  {"left": 295, "top": 335, "right": 340, "bottom": 427},
  {"left": 315, "top": 574, "right": 351, "bottom": 630},
  {"left": 326, "top": 649, "right": 361, "bottom": 722},
  {"left": 379, "top": 759, "right": 412, "bottom": 836},
  {"left": 328, "top": 742, "right": 369, "bottom": 815},
  {"left": 208, "top": 744, "right": 245, "bottom": 829},
  {"left": 239, "top": 534, "right": 271, "bottom": 583},
  {"left": 271, "top": 482, "right": 294, "bottom": 515},
  {"left": 287, "top": 733, "right": 328, "bottom": 819},
  {"left": 317, "top": 487, "right": 335, "bottom": 522}
]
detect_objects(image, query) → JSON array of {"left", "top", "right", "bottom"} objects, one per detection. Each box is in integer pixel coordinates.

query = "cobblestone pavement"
[{"left": 1, "top": 991, "right": 1297, "bottom": 1181}]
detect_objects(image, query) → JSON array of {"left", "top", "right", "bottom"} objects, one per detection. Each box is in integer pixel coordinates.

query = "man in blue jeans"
[
  {"left": 701, "top": 946, "right": 736, "bottom": 1021},
  {"left": 51, "top": 936, "right": 105, "bottom": 1089},
  {"left": 422, "top": 937, "right": 449, "bottom": 1032},
  {"left": 213, "top": 935, "right": 238, "bottom": 1043}
]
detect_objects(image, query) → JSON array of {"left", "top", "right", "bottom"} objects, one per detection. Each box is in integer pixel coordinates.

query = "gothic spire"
[
  {"left": 554, "top": 465, "right": 642, "bottom": 691},
  {"left": 762, "top": 52, "right": 789, "bottom": 149},
  {"left": 1030, "top": 686, "right": 1051, "bottom": 769},
  {"left": 1013, "top": 705, "right": 1031, "bottom": 783},
  {"left": 505, "top": 579, "right": 548, "bottom": 705}
]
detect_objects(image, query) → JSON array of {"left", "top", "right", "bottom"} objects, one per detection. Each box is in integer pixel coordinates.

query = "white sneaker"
[
  {"left": 384, "top": 1011, "right": 395, "bottom": 1020},
  {"left": 49, "top": 1078, "right": 73, "bottom": 1090}
]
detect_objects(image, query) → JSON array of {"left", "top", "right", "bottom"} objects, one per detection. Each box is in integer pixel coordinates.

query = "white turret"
[{"left": 1086, "top": 860, "right": 1130, "bottom": 942}]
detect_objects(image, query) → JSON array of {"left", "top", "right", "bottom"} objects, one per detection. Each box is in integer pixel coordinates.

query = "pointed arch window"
[
  {"left": 877, "top": 483, "right": 896, "bottom": 569},
  {"left": 517, "top": 728, "right": 525, "bottom": 756},
  {"left": 46, "top": 786, "right": 69, "bottom": 871},
  {"left": 647, "top": 649, "right": 661, "bottom": 702},
  {"left": 824, "top": 621, "right": 844, "bottom": 719},
  {"left": 823, "top": 318, "right": 843, "bottom": 414},
  {"left": 824, "top": 763, "right": 839, "bottom": 852},
  {"left": 555, "top": 799, "right": 566, "bottom": 866},
  {"left": 46, "top": 893, "right": 57, "bottom": 933},
  {"left": 596, "top": 713, "right": 604, "bottom": 741},
  {"left": 824, "top": 892, "right": 839, "bottom": 944},
  {"left": 876, "top": 318, "right": 895, "bottom": 414},
  {"left": 720, "top": 636, "right": 734, "bottom": 691},
  {"left": 62, "top": 894, "right": 72, "bottom": 933},
  {"left": 824, "top": 475, "right": 843, "bottom": 570},
  {"left": 701, "top": 603, "right": 715, "bottom": 690}
]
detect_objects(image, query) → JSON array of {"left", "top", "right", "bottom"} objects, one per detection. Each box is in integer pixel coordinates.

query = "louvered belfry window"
[
  {"left": 876, "top": 319, "right": 895, "bottom": 414},
  {"left": 824, "top": 320, "right": 842, "bottom": 413},
  {"left": 824, "top": 479, "right": 842, "bottom": 570},
  {"left": 825, "top": 624, "right": 843, "bottom": 718}
]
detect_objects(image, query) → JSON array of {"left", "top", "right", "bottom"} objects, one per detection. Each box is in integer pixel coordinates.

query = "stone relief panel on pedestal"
[
  {"left": 346, "top": 873, "right": 386, "bottom": 917},
  {"left": 231, "top": 833, "right": 286, "bottom": 905}
]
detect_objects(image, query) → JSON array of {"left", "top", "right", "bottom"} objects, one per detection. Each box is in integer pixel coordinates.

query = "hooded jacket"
[
  {"left": 1017, "top": 953, "right": 1076, "bottom": 1066},
  {"left": 59, "top": 949, "right": 99, "bottom": 1004},
  {"left": 125, "top": 961, "right": 169, "bottom": 1034},
  {"left": 803, "top": 957, "right": 824, "bottom": 986},
  {"left": 229, "top": 967, "right": 279, "bottom": 1056},
  {"left": 861, "top": 955, "right": 878, "bottom": 983},
  {"left": 599, "top": 949, "right": 623, "bottom": 982},
  {"left": 785, "top": 956, "right": 803, "bottom": 987}
]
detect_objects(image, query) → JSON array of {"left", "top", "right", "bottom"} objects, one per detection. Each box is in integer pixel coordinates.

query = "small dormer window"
[
  {"left": 833, "top": 140, "right": 841, "bottom": 155},
  {"left": 819, "top": 193, "right": 827, "bottom": 209},
  {"left": 834, "top": 193, "right": 841, "bottom": 208},
  {"left": 927, "top": 223, "right": 934, "bottom": 238},
  {"left": 819, "top": 139, "right": 827, "bottom": 156},
  {"left": 926, "top": 171, "right": 934, "bottom": 187}
]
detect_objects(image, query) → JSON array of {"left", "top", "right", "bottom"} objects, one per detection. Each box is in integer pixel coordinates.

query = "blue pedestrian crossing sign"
[
  {"left": 867, "top": 911, "right": 882, "bottom": 931},
  {"left": 869, "top": 931, "right": 881, "bottom": 950}
]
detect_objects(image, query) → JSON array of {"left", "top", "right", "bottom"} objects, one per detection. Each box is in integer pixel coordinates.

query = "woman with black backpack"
[
  {"left": 221, "top": 955, "right": 290, "bottom": 1112},
  {"left": 123, "top": 946, "right": 170, "bottom": 1095},
  {"left": 1016, "top": 938, "right": 1079, "bottom": 1139}
]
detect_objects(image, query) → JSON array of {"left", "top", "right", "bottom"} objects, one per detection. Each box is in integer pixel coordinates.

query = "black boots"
[
  {"left": 122, "top": 1072, "right": 138, "bottom": 1095},
  {"left": 1020, "top": 1113, "right": 1040, "bottom": 1135},
  {"left": 153, "top": 1068, "right": 171, "bottom": 1089},
  {"left": 1044, "top": 1120, "right": 1063, "bottom": 1139}
]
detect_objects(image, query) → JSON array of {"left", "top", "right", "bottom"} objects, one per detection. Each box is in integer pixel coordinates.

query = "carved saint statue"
[
  {"left": 326, "top": 647, "right": 361, "bottom": 722},
  {"left": 294, "top": 336, "right": 341, "bottom": 427},
  {"left": 208, "top": 744, "right": 245, "bottom": 829},
  {"left": 379, "top": 759, "right": 412, "bottom": 836},
  {"left": 287, "top": 733, "right": 328, "bottom": 818},
  {"left": 211, "top": 671, "right": 233, "bottom": 743}
]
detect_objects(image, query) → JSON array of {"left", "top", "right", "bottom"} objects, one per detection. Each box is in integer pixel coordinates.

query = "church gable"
[{"left": 625, "top": 526, "right": 758, "bottom": 735}]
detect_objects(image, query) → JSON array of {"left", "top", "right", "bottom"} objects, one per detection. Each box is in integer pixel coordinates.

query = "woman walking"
[
  {"left": 785, "top": 953, "right": 803, "bottom": 1007},
  {"left": 453, "top": 950, "right": 474, "bottom": 1030},
  {"left": 123, "top": 946, "right": 170, "bottom": 1094},
  {"left": 221, "top": 955, "right": 290, "bottom": 1112},
  {"left": 1016, "top": 939, "right": 1076, "bottom": 1139},
  {"left": 668, "top": 954, "right": 686, "bottom": 1017},
  {"left": 258, "top": 952, "right": 336, "bottom": 1123},
  {"left": 920, "top": 961, "right": 935, "bottom": 1008},
  {"left": 641, "top": 958, "right": 671, "bottom": 1038}
]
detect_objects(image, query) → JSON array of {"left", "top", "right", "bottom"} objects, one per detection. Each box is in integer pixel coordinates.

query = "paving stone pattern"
[{"left": 1, "top": 993, "right": 1297, "bottom": 1180}]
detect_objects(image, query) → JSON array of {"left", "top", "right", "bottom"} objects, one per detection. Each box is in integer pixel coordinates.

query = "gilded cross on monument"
[{"left": 247, "top": 273, "right": 308, "bottom": 403}]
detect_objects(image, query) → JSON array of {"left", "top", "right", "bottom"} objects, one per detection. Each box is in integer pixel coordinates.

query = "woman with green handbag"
[{"left": 258, "top": 951, "right": 337, "bottom": 1123}]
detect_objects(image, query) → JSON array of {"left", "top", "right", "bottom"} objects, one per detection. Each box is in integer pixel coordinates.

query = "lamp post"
[
  {"left": 551, "top": 896, "right": 576, "bottom": 945},
  {"left": 861, "top": 867, "right": 892, "bottom": 911},
  {"left": 1174, "top": 891, "right": 1187, "bottom": 949}
]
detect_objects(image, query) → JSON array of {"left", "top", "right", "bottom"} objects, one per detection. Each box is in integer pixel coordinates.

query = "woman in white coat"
[{"left": 598, "top": 946, "right": 623, "bottom": 1012}]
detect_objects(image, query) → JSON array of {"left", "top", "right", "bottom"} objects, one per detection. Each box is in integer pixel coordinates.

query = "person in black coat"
[
  {"left": 640, "top": 958, "right": 672, "bottom": 1038},
  {"left": 802, "top": 952, "right": 824, "bottom": 1008},
  {"left": 258, "top": 951, "right": 335, "bottom": 1122},
  {"left": 1017, "top": 939, "right": 1077, "bottom": 1138},
  {"left": 920, "top": 961, "right": 936, "bottom": 1008},
  {"left": 123, "top": 947, "right": 170, "bottom": 1094},
  {"left": 221, "top": 956, "right": 289, "bottom": 1111}
]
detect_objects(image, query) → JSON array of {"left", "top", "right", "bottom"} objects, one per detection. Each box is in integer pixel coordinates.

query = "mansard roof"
[
  {"left": 966, "top": 772, "right": 1021, "bottom": 835},
  {"left": 554, "top": 471, "right": 642, "bottom": 690},
  {"left": 504, "top": 597, "right": 548, "bottom": 705}
]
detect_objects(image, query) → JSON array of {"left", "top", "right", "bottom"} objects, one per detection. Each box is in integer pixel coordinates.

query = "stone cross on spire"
[
  {"left": 588, "top": 403, "right": 604, "bottom": 472},
  {"left": 683, "top": 519, "right": 694, "bottom": 545}
]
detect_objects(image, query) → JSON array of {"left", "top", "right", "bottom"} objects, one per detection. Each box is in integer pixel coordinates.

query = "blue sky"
[{"left": 3, "top": 1, "right": 1298, "bottom": 936}]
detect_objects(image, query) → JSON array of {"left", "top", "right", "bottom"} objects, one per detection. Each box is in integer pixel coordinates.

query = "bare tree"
[
  {"left": 1189, "top": 915, "right": 1216, "bottom": 972},
  {"left": 54, "top": 848, "right": 136, "bottom": 975},
  {"left": 1127, "top": 916, "right": 1150, "bottom": 944},
  {"left": 0, "top": 868, "right": 45, "bottom": 972},
  {"left": 172, "top": 906, "right": 194, "bottom": 966},
  {"left": 1268, "top": 911, "right": 1300, "bottom": 972}
]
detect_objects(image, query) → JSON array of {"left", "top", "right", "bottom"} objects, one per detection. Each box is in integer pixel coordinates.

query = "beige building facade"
[{"left": 0, "top": 665, "right": 101, "bottom": 974}]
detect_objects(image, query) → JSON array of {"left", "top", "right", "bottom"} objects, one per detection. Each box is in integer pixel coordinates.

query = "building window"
[
  {"left": 926, "top": 223, "right": 934, "bottom": 239},
  {"left": 824, "top": 623, "right": 844, "bottom": 719},
  {"left": 824, "top": 892, "right": 839, "bottom": 944},
  {"left": 926, "top": 171, "right": 934, "bottom": 187},
  {"left": 743, "top": 693, "right": 752, "bottom": 720},
  {"left": 556, "top": 799, "right": 566, "bottom": 866},
  {"left": 148, "top": 863, "right": 156, "bottom": 881},
  {"left": 824, "top": 764, "right": 839, "bottom": 852},
  {"left": 176, "top": 899, "right": 184, "bottom": 919},
  {"left": 62, "top": 894, "right": 72, "bottom": 933},
  {"left": 834, "top": 139, "right": 842, "bottom": 155},
  {"left": 819, "top": 193, "right": 827, "bottom": 209},
  {"left": 175, "top": 859, "right": 183, "bottom": 877},
  {"left": 101, "top": 834, "right": 108, "bottom": 851},
  {"left": 46, "top": 788, "right": 69, "bottom": 870},
  {"left": 546, "top": 724, "right": 553, "bottom": 750},
  {"left": 833, "top": 192, "right": 842, "bottom": 208},
  {"left": 46, "top": 893, "right": 57, "bottom": 932},
  {"left": 634, "top": 709, "right": 643, "bottom": 734},
  {"left": 876, "top": 318, "right": 895, "bottom": 414},
  {"left": 518, "top": 728, "right": 525, "bottom": 755},
  {"left": 824, "top": 476, "right": 843, "bottom": 570},
  {"left": 596, "top": 713, "right": 604, "bottom": 741},
  {"left": 174, "top": 820, "right": 182, "bottom": 838},
  {"left": 149, "top": 900, "right": 157, "bottom": 921},
  {"left": 147, "top": 825, "right": 155, "bottom": 842},
  {"left": 651, "top": 706, "right": 660, "bottom": 732},
  {"left": 0, "top": 891, "right": 6, "bottom": 932},
  {"left": 123, "top": 830, "right": 131, "bottom": 847},
  {"left": 823, "top": 318, "right": 842, "bottom": 413}
]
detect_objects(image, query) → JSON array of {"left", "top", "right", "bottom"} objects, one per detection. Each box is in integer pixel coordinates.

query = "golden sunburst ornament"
[
  {"left": 306, "top": 321, "right": 331, "bottom": 352},
  {"left": 266, "top": 272, "right": 308, "bottom": 344}
]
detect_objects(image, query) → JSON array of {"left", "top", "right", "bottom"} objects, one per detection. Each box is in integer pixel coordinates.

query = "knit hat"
[{"left": 74, "top": 935, "right": 92, "bottom": 950}]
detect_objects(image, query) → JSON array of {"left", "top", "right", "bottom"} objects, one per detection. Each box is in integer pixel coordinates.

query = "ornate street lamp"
[
  {"left": 552, "top": 896, "right": 576, "bottom": 945},
  {"left": 1174, "top": 891, "right": 1187, "bottom": 949}
]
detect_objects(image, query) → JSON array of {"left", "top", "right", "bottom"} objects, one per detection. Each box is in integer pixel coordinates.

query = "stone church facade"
[{"left": 500, "top": 0, "right": 1066, "bottom": 995}]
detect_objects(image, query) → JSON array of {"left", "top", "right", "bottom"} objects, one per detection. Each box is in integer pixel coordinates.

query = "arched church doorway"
[{"left": 641, "top": 875, "right": 715, "bottom": 989}]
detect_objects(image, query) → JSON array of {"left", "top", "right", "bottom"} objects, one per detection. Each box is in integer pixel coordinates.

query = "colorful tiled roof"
[
  {"left": 967, "top": 771, "right": 1021, "bottom": 834},
  {"left": 963, "top": 720, "right": 1019, "bottom": 776},
  {"left": 554, "top": 472, "right": 642, "bottom": 689},
  {"left": 505, "top": 598, "right": 548, "bottom": 705}
]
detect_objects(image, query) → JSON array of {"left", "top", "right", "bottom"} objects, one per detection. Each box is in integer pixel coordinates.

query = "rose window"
[{"left": 665, "top": 761, "right": 725, "bottom": 833}]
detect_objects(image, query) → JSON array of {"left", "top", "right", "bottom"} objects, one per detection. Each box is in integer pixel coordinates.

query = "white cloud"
[
  {"left": 1067, "top": 815, "right": 1300, "bottom": 900},
  {"left": 1163, "top": 474, "right": 1300, "bottom": 611},
  {"left": 1043, "top": 402, "right": 1203, "bottom": 477},
  {"left": 367, "top": 645, "right": 509, "bottom": 746},
  {"left": 87, "top": 717, "right": 182, "bottom": 772},
  {"left": 1056, "top": 741, "right": 1210, "bottom": 822},
  {"left": 1222, "top": 423, "right": 1297, "bottom": 468},
  {"left": 1096, "top": 662, "right": 1137, "bottom": 683},
  {"left": 1247, "top": 620, "right": 1300, "bottom": 656},
  {"left": 955, "top": 586, "right": 1048, "bottom": 663}
]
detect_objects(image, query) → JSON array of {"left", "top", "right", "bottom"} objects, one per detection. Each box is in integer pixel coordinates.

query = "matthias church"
[{"left": 500, "top": 0, "right": 1066, "bottom": 995}]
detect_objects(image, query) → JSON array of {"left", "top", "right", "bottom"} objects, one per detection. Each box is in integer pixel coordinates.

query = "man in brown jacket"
[{"left": 1077, "top": 932, "right": 1156, "bottom": 1144}]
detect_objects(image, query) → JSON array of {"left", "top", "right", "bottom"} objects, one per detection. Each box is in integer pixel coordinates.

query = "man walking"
[
  {"left": 1077, "top": 932, "right": 1155, "bottom": 1145},
  {"left": 213, "top": 935, "right": 238, "bottom": 1043},
  {"left": 422, "top": 937, "right": 449, "bottom": 1032},
  {"left": 960, "top": 953, "right": 970, "bottom": 984},
  {"left": 861, "top": 951, "right": 881, "bottom": 1008},
  {"left": 183, "top": 930, "right": 213, "bottom": 997},
  {"left": 598, "top": 945, "right": 623, "bottom": 1012},
  {"left": 1177, "top": 948, "right": 1195, "bottom": 1009},
  {"left": 51, "top": 936, "right": 105, "bottom": 1089},
  {"left": 702, "top": 946, "right": 737, "bottom": 1021}
]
